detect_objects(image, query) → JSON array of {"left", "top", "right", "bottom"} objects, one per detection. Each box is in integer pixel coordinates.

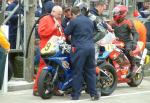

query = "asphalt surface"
[{"left": 0, "top": 77, "right": 150, "bottom": 103}]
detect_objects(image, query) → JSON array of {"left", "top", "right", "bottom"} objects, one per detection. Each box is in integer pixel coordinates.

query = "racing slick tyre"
[
  {"left": 38, "top": 69, "right": 54, "bottom": 99},
  {"left": 97, "top": 64, "right": 117, "bottom": 96},
  {"left": 127, "top": 64, "right": 144, "bottom": 87}
]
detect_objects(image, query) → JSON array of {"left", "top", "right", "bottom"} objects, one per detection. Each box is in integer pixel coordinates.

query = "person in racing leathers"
[{"left": 111, "top": 5, "right": 139, "bottom": 77}]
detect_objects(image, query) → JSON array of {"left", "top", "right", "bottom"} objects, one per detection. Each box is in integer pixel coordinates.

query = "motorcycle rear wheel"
[
  {"left": 97, "top": 64, "right": 118, "bottom": 96},
  {"left": 127, "top": 64, "right": 144, "bottom": 87},
  {"left": 38, "top": 69, "right": 54, "bottom": 99}
]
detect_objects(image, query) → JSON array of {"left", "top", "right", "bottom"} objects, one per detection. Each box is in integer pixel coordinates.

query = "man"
[
  {"left": 33, "top": 5, "right": 63, "bottom": 96},
  {"left": 62, "top": 6, "right": 72, "bottom": 29},
  {"left": 112, "top": 5, "right": 139, "bottom": 77},
  {"left": 0, "top": 27, "right": 10, "bottom": 89},
  {"left": 42, "top": 0, "right": 55, "bottom": 15},
  {"left": 90, "top": 1, "right": 113, "bottom": 40},
  {"left": 133, "top": 11, "right": 147, "bottom": 51},
  {"left": 64, "top": 6, "right": 99, "bottom": 100},
  {"left": 6, "top": 0, "right": 18, "bottom": 49},
  {"left": 0, "top": 28, "right": 10, "bottom": 52},
  {"left": 86, "top": 1, "right": 113, "bottom": 63}
]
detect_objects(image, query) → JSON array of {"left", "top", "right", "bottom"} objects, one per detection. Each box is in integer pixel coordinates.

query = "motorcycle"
[
  {"left": 38, "top": 36, "right": 117, "bottom": 99},
  {"left": 97, "top": 32, "right": 147, "bottom": 87}
]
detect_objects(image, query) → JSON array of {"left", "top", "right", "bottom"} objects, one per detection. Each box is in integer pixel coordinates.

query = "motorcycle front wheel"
[
  {"left": 97, "top": 64, "right": 118, "bottom": 96},
  {"left": 38, "top": 69, "right": 54, "bottom": 99}
]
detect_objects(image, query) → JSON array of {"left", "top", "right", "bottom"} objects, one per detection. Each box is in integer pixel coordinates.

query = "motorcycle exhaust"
[{"left": 140, "top": 48, "right": 148, "bottom": 65}]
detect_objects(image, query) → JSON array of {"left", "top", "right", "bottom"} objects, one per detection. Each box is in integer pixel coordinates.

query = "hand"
[
  {"left": 55, "top": 22, "right": 60, "bottom": 28},
  {"left": 129, "top": 50, "right": 134, "bottom": 56},
  {"left": 131, "top": 42, "right": 137, "bottom": 51},
  {"left": 107, "top": 23, "right": 114, "bottom": 32},
  {"left": 5, "top": 49, "right": 10, "bottom": 53}
]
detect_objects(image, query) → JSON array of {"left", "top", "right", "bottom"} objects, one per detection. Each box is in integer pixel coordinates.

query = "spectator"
[
  {"left": 0, "top": 27, "right": 10, "bottom": 53},
  {"left": 0, "top": 26, "right": 10, "bottom": 89},
  {"left": 139, "top": 2, "right": 150, "bottom": 18},
  {"left": 62, "top": 6, "right": 72, "bottom": 29},
  {"left": 42, "top": 0, "right": 55, "bottom": 15},
  {"left": 133, "top": 10, "right": 147, "bottom": 51},
  {"left": 88, "top": 1, "right": 113, "bottom": 62},
  {"left": 145, "top": 17, "right": 150, "bottom": 55},
  {"left": 6, "top": 0, "right": 18, "bottom": 49}
]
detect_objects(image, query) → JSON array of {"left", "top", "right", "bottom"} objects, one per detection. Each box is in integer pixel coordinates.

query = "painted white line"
[
  {"left": 60, "top": 90, "right": 150, "bottom": 103},
  {"left": 102, "top": 90, "right": 150, "bottom": 99}
]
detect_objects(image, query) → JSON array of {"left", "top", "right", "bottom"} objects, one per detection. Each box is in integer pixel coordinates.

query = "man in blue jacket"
[
  {"left": 42, "top": 0, "right": 55, "bottom": 15},
  {"left": 6, "top": 0, "right": 18, "bottom": 49},
  {"left": 64, "top": 6, "right": 99, "bottom": 100}
]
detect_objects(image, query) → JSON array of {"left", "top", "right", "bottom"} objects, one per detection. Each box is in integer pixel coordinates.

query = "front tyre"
[
  {"left": 97, "top": 64, "right": 117, "bottom": 96},
  {"left": 38, "top": 69, "right": 54, "bottom": 99}
]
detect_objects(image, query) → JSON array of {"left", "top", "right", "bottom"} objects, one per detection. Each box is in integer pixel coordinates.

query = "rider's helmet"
[{"left": 113, "top": 5, "right": 128, "bottom": 21}]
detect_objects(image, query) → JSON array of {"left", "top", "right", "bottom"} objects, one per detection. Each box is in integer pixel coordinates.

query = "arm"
[
  {"left": 0, "top": 30, "right": 10, "bottom": 52},
  {"left": 64, "top": 20, "right": 75, "bottom": 36},
  {"left": 38, "top": 16, "right": 56, "bottom": 38},
  {"left": 6, "top": 4, "right": 18, "bottom": 23},
  {"left": 128, "top": 21, "right": 139, "bottom": 43}
]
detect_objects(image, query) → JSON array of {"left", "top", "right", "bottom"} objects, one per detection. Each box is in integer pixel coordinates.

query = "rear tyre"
[{"left": 127, "top": 64, "right": 144, "bottom": 87}]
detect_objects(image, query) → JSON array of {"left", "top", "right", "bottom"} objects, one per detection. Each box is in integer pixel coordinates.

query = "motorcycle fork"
[
  {"left": 52, "top": 65, "right": 59, "bottom": 84},
  {"left": 100, "top": 69, "right": 110, "bottom": 81}
]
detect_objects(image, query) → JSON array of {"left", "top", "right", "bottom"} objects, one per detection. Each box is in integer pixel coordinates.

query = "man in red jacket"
[{"left": 33, "top": 5, "right": 63, "bottom": 96}]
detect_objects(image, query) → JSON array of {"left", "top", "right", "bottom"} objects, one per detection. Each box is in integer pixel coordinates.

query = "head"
[
  {"left": 95, "top": 2, "right": 106, "bottom": 15},
  {"left": 143, "top": 2, "right": 150, "bottom": 10},
  {"left": 63, "top": 6, "right": 72, "bottom": 19},
  {"left": 51, "top": 5, "right": 63, "bottom": 19},
  {"left": 113, "top": 5, "right": 128, "bottom": 22},
  {"left": 77, "top": 3, "right": 89, "bottom": 16},
  {"left": 7, "top": 0, "right": 16, "bottom": 4},
  {"left": 71, "top": 6, "right": 81, "bottom": 19}
]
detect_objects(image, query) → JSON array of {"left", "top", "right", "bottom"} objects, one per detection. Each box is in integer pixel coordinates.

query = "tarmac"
[{"left": 0, "top": 77, "right": 150, "bottom": 103}]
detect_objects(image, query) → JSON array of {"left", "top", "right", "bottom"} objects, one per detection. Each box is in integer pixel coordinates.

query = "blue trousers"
[{"left": 71, "top": 46, "right": 98, "bottom": 98}]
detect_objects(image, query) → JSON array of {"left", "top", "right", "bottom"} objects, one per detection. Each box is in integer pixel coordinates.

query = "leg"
[
  {"left": 71, "top": 48, "right": 86, "bottom": 100},
  {"left": 125, "top": 42, "right": 138, "bottom": 77},
  {"left": 33, "top": 57, "right": 46, "bottom": 96},
  {"left": 84, "top": 47, "right": 99, "bottom": 100}
]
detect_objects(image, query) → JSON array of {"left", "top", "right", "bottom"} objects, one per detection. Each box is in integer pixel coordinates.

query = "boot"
[
  {"left": 53, "top": 87, "right": 64, "bottom": 96},
  {"left": 33, "top": 90, "right": 39, "bottom": 96},
  {"left": 127, "top": 63, "right": 138, "bottom": 78}
]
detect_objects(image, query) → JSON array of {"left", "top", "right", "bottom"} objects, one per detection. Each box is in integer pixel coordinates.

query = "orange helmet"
[{"left": 113, "top": 5, "right": 128, "bottom": 21}]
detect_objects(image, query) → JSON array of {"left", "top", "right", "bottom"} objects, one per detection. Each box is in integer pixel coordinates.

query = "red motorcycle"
[{"left": 98, "top": 32, "right": 147, "bottom": 87}]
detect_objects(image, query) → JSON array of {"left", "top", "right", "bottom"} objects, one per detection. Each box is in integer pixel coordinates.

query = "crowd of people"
[
  {"left": 0, "top": 0, "right": 150, "bottom": 101},
  {"left": 32, "top": 0, "right": 150, "bottom": 101}
]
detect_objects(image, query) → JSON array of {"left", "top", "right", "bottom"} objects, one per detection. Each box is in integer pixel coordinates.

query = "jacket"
[
  {"left": 38, "top": 15, "right": 62, "bottom": 49},
  {"left": 0, "top": 29, "right": 10, "bottom": 50}
]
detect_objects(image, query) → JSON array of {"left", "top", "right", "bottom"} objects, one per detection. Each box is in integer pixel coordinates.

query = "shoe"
[
  {"left": 91, "top": 94, "right": 100, "bottom": 101},
  {"left": 71, "top": 96, "right": 79, "bottom": 100},
  {"left": 33, "top": 91, "right": 39, "bottom": 96},
  {"left": 127, "top": 64, "right": 138, "bottom": 78},
  {"left": 53, "top": 89, "right": 64, "bottom": 96}
]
